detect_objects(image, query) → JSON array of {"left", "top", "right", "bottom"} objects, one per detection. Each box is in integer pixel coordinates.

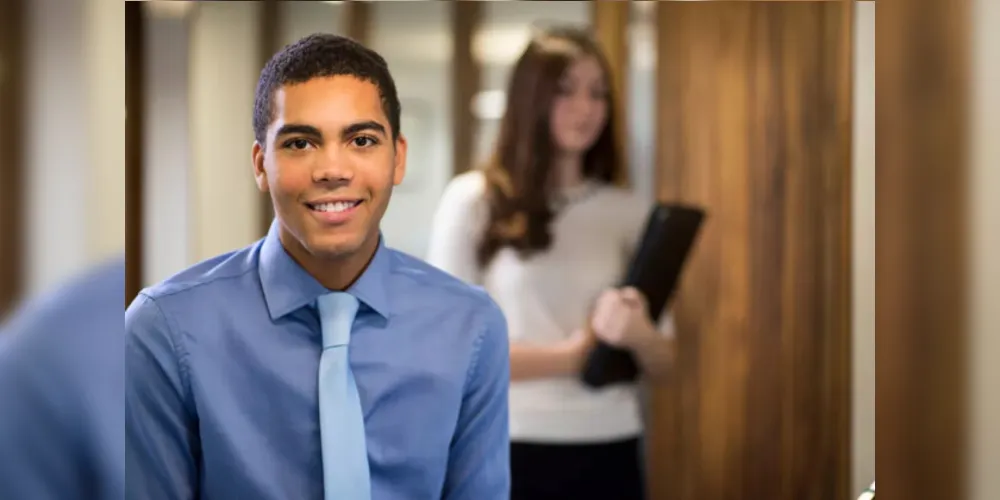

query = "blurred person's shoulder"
[
  {"left": 1, "top": 257, "right": 124, "bottom": 342},
  {"left": 446, "top": 169, "right": 488, "bottom": 195},
  {"left": 0, "top": 257, "right": 124, "bottom": 384},
  {"left": 0, "top": 260, "right": 126, "bottom": 500},
  {"left": 440, "top": 169, "right": 489, "bottom": 209}
]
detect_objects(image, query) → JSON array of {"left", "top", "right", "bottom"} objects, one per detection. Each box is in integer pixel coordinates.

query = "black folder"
[{"left": 580, "top": 203, "right": 706, "bottom": 388}]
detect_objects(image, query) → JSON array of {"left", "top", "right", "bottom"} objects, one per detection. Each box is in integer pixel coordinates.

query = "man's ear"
[
  {"left": 252, "top": 141, "right": 268, "bottom": 193},
  {"left": 392, "top": 134, "right": 408, "bottom": 186}
]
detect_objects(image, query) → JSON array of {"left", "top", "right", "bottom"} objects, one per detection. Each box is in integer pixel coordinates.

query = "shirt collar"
[{"left": 258, "top": 220, "right": 392, "bottom": 320}]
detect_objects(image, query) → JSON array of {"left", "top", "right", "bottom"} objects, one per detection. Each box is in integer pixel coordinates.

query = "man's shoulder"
[
  {"left": 385, "top": 248, "right": 508, "bottom": 360},
  {"left": 125, "top": 244, "right": 265, "bottom": 349},
  {"left": 138, "top": 243, "right": 261, "bottom": 305},
  {"left": 386, "top": 248, "right": 499, "bottom": 314}
]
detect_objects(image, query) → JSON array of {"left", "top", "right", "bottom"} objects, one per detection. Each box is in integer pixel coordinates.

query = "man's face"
[{"left": 253, "top": 76, "right": 406, "bottom": 261}]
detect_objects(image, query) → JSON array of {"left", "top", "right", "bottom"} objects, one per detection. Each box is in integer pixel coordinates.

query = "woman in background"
[{"left": 427, "top": 26, "right": 676, "bottom": 500}]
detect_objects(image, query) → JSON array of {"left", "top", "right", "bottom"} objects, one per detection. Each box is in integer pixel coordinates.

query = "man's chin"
[
  {"left": 303, "top": 232, "right": 371, "bottom": 260},
  {"left": 306, "top": 242, "right": 361, "bottom": 260}
]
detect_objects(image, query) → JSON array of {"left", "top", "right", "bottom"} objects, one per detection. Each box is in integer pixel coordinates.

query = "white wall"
[
  {"left": 279, "top": 1, "right": 346, "bottom": 48},
  {"left": 368, "top": 1, "right": 453, "bottom": 259},
  {"left": 85, "top": 0, "right": 125, "bottom": 262},
  {"left": 628, "top": 1, "right": 657, "bottom": 202},
  {"left": 143, "top": 1, "right": 263, "bottom": 282},
  {"left": 970, "top": 0, "right": 1000, "bottom": 497},
  {"left": 143, "top": 12, "right": 193, "bottom": 286},
  {"left": 24, "top": 0, "right": 124, "bottom": 297},
  {"left": 25, "top": 0, "right": 88, "bottom": 296},
  {"left": 188, "top": 1, "right": 262, "bottom": 262},
  {"left": 851, "top": 2, "right": 876, "bottom": 495}
]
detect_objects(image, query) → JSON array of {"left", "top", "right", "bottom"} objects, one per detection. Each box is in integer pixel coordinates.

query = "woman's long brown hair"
[{"left": 475, "top": 26, "right": 624, "bottom": 269}]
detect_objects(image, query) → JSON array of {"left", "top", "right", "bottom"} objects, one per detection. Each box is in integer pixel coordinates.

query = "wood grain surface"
[
  {"left": 647, "top": 2, "right": 853, "bottom": 499},
  {"left": 125, "top": 1, "right": 145, "bottom": 306},
  {"left": 876, "top": 0, "right": 969, "bottom": 496}
]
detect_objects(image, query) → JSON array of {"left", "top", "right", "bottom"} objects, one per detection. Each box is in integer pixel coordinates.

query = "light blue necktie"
[{"left": 316, "top": 292, "right": 371, "bottom": 500}]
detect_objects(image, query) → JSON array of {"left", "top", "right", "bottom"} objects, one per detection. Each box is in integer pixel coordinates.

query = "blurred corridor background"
[{"left": 1, "top": 0, "right": 998, "bottom": 499}]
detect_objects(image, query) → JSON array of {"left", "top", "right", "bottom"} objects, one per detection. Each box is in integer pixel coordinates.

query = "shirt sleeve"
[
  {"left": 426, "top": 171, "right": 490, "bottom": 285},
  {"left": 125, "top": 293, "right": 200, "bottom": 500},
  {"left": 441, "top": 299, "right": 511, "bottom": 500}
]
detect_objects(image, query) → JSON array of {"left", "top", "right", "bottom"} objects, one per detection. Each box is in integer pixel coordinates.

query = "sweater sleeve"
[{"left": 426, "top": 171, "right": 490, "bottom": 286}]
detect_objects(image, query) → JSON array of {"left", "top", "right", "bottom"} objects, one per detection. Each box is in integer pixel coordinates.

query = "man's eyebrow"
[
  {"left": 341, "top": 120, "right": 387, "bottom": 139},
  {"left": 275, "top": 124, "right": 323, "bottom": 139}
]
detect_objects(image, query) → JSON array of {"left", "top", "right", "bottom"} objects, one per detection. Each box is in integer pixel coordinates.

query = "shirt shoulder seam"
[
  {"left": 138, "top": 292, "right": 195, "bottom": 410},
  {"left": 462, "top": 298, "right": 498, "bottom": 391},
  {"left": 144, "top": 265, "right": 258, "bottom": 301}
]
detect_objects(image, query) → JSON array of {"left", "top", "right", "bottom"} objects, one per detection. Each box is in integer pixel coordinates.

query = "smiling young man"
[{"left": 125, "top": 34, "right": 510, "bottom": 500}]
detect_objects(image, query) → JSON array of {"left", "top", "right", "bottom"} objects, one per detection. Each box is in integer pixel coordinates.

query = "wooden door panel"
[{"left": 647, "top": 3, "right": 853, "bottom": 499}]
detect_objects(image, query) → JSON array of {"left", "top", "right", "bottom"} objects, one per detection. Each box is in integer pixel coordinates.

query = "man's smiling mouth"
[{"left": 306, "top": 200, "right": 362, "bottom": 213}]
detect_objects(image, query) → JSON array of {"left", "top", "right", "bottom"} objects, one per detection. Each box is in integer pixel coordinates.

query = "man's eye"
[
  {"left": 352, "top": 136, "right": 378, "bottom": 148},
  {"left": 285, "top": 138, "right": 312, "bottom": 150}
]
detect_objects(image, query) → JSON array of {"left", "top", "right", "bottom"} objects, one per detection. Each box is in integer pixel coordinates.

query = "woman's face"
[{"left": 549, "top": 55, "right": 609, "bottom": 156}]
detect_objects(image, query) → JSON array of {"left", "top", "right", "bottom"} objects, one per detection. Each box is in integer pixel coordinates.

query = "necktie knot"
[{"left": 317, "top": 292, "right": 359, "bottom": 348}]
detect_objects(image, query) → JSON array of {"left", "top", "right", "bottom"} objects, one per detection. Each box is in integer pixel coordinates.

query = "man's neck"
[{"left": 281, "top": 231, "right": 380, "bottom": 291}]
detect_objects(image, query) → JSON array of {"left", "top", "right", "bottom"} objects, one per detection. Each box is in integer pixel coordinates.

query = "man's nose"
[{"left": 312, "top": 150, "right": 354, "bottom": 184}]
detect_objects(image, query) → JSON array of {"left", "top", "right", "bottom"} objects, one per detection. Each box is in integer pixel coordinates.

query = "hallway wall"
[
  {"left": 970, "top": 0, "right": 1000, "bottom": 496},
  {"left": 851, "top": 2, "right": 875, "bottom": 494},
  {"left": 23, "top": 0, "right": 124, "bottom": 298}
]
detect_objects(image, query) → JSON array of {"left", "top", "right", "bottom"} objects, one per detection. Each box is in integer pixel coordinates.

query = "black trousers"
[{"left": 510, "top": 437, "right": 645, "bottom": 500}]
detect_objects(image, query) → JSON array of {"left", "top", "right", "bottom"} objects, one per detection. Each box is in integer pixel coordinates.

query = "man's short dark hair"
[{"left": 253, "top": 33, "right": 401, "bottom": 147}]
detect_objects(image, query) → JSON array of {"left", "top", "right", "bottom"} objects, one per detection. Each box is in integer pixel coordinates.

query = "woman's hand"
[
  {"left": 591, "top": 287, "right": 677, "bottom": 381},
  {"left": 589, "top": 287, "right": 658, "bottom": 349}
]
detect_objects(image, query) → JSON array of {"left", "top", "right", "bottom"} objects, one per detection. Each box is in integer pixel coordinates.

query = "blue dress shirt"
[
  {"left": 0, "top": 258, "right": 125, "bottom": 500},
  {"left": 125, "top": 223, "right": 511, "bottom": 500}
]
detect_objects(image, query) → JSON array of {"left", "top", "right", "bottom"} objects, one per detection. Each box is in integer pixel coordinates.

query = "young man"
[
  {"left": 0, "top": 258, "right": 125, "bottom": 500},
  {"left": 125, "top": 34, "right": 510, "bottom": 500}
]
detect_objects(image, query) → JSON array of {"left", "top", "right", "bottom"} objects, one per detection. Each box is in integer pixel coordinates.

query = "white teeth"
[{"left": 313, "top": 201, "right": 356, "bottom": 213}]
